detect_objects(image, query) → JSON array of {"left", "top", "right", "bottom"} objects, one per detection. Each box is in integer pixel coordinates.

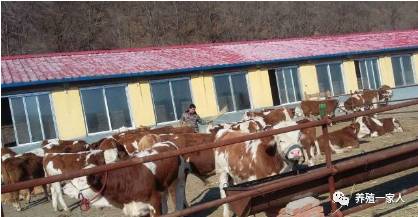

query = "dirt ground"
[{"left": 3, "top": 104, "right": 418, "bottom": 217}]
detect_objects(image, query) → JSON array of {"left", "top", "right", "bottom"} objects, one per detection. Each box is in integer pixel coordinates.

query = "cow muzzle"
[{"left": 285, "top": 144, "right": 303, "bottom": 162}]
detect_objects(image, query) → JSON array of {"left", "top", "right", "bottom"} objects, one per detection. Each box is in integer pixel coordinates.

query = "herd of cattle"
[{"left": 1, "top": 85, "right": 405, "bottom": 217}]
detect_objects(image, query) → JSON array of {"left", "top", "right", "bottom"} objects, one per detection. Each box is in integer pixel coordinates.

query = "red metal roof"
[{"left": 2, "top": 29, "right": 418, "bottom": 88}]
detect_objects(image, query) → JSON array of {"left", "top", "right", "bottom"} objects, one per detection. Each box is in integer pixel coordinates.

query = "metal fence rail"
[{"left": 2, "top": 99, "right": 418, "bottom": 217}]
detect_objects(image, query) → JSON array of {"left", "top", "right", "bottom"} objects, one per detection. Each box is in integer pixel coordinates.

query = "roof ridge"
[{"left": 2, "top": 28, "right": 417, "bottom": 61}]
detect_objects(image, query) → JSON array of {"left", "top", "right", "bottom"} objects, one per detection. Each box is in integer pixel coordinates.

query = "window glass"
[
  {"left": 105, "top": 86, "right": 132, "bottom": 129},
  {"left": 291, "top": 69, "right": 302, "bottom": 101},
  {"left": 10, "top": 98, "right": 30, "bottom": 144},
  {"left": 151, "top": 81, "right": 176, "bottom": 123},
  {"left": 171, "top": 79, "right": 193, "bottom": 119},
  {"left": 366, "top": 60, "right": 376, "bottom": 89},
  {"left": 25, "top": 96, "right": 43, "bottom": 142},
  {"left": 316, "top": 64, "right": 331, "bottom": 94},
  {"left": 284, "top": 68, "right": 296, "bottom": 102},
  {"left": 81, "top": 88, "right": 109, "bottom": 133},
  {"left": 372, "top": 60, "right": 381, "bottom": 88},
  {"left": 359, "top": 61, "right": 369, "bottom": 89},
  {"left": 402, "top": 56, "right": 415, "bottom": 85},
  {"left": 231, "top": 74, "right": 251, "bottom": 110},
  {"left": 329, "top": 63, "right": 345, "bottom": 95},
  {"left": 392, "top": 56, "right": 404, "bottom": 86},
  {"left": 38, "top": 95, "right": 56, "bottom": 139},
  {"left": 214, "top": 75, "right": 234, "bottom": 112},
  {"left": 276, "top": 70, "right": 287, "bottom": 103}
]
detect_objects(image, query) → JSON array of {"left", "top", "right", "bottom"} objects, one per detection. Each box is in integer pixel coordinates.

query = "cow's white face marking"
[
  {"left": 123, "top": 201, "right": 155, "bottom": 217},
  {"left": 294, "top": 106, "right": 304, "bottom": 117},
  {"left": 104, "top": 148, "right": 118, "bottom": 164},
  {"left": 273, "top": 120, "right": 302, "bottom": 161}
]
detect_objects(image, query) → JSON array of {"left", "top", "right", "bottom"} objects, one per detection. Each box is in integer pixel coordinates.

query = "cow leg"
[
  {"left": 50, "top": 183, "right": 58, "bottom": 211},
  {"left": 306, "top": 147, "right": 315, "bottom": 167},
  {"left": 161, "top": 191, "right": 168, "bottom": 214},
  {"left": 42, "top": 184, "right": 49, "bottom": 201},
  {"left": 302, "top": 149, "right": 313, "bottom": 166},
  {"left": 25, "top": 188, "right": 32, "bottom": 205},
  {"left": 150, "top": 191, "right": 161, "bottom": 217},
  {"left": 11, "top": 191, "right": 22, "bottom": 211},
  {"left": 219, "top": 172, "right": 231, "bottom": 217},
  {"left": 314, "top": 141, "right": 321, "bottom": 157},
  {"left": 51, "top": 182, "right": 68, "bottom": 211}
]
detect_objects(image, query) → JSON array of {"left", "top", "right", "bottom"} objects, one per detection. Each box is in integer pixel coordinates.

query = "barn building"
[{"left": 2, "top": 29, "right": 418, "bottom": 151}]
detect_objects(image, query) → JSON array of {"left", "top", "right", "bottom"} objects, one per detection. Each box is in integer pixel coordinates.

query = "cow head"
[
  {"left": 392, "top": 118, "right": 404, "bottom": 133},
  {"left": 354, "top": 117, "right": 371, "bottom": 138},
  {"left": 138, "top": 134, "right": 161, "bottom": 150},
  {"left": 294, "top": 106, "right": 304, "bottom": 118},
  {"left": 99, "top": 137, "right": 129, "bottom": 164},
  {"left": 63, "top": 168, "right": 112, "bottom": 208},
  {"left": 378, "top": 85, "right": 393, "bottom": 101},
  {"left": 272, "top": 120, "right": 303, "bottom": 162}
]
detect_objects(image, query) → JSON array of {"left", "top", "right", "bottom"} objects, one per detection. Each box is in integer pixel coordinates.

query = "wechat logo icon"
[{"left": 333, "top": 191, "right": 350, "bottom": 206}]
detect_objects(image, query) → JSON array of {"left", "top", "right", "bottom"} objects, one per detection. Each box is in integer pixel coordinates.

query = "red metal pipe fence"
[{"left": 2, "top": 98, "right": 418, "bottom": 217}]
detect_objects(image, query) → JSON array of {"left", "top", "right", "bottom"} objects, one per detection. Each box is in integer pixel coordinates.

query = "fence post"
[{"left": 320, "top": 103, "right": 339, "bottom": 216}]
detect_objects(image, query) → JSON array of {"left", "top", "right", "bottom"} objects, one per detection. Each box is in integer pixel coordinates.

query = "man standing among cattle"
[{"left": 180, "top": 104, "right": 206, "bottom": 132}]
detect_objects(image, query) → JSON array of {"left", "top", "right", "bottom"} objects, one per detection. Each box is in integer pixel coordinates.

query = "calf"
[
  {"left": 215, "top": 120, "right": 303, "bottom": 217},
  {"left": 343, "top": 94, "right": 366, "bottom": 112},
  {"left": 362, "top": 89, "right": 379, "bottom": 110},
  {"left": 84, "top": 142, "right": 187, "bottom": 216},
  {"left": 315, "top": 118, "right": 370, "bottom": 155},
  {"left": 378, "top": 85, "right": 393, "bottom": 103},
  {"left": 2, "top": 153, "right": 49, "bottom": 211},
  {"left": 360, "top": 116, "right": 403, "bottom": 137},
  {"left": 296, "top": 119, "right": 318, "bottom": 166},
  {"left": 298, "top": 99, "right": 338, "bottom": 118}
]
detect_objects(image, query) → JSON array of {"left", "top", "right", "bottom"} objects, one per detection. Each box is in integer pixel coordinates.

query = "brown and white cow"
[
  {"left": 343, "top": 94, "right": 366, "bottom": 112},
  {"left": 378, "top": 85, "right": 393, "bottom": 102},
  {"left": 243, "top": 107, "right": 294, "bottom": 125},
  {"left": 214, "top": 120, "right": 303, "bottom": 217},
  {"left": 297, "top": 99, "right": 338, "bottom": 118},
  {"left": 207, "top": 119, "right": 265, "bottom": 135},
  {"left": 73, "top": 141, "right": 187, "bottom": 216},
  {"left": 2, "top": 152, "right": 49, "bottom": 211},
  {"left": 136, "top": 133, "right": 216, "bottom": 179},
  {"left": 360, "top": 116, "right": 403, "bottom": 137},
  {"left": 314, "top": 117, "right": 370, "bottom": 155},
  {"left": 43, "top": 149, "right": 115, "bottom": 211},
  {"left": 42, "top": 139, "right": 90, "bottom": 154}
]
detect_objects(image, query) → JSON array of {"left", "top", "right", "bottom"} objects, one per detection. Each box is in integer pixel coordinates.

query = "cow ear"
[{"left": 265, "top": 142, "right": 277, "bottom": 156}]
